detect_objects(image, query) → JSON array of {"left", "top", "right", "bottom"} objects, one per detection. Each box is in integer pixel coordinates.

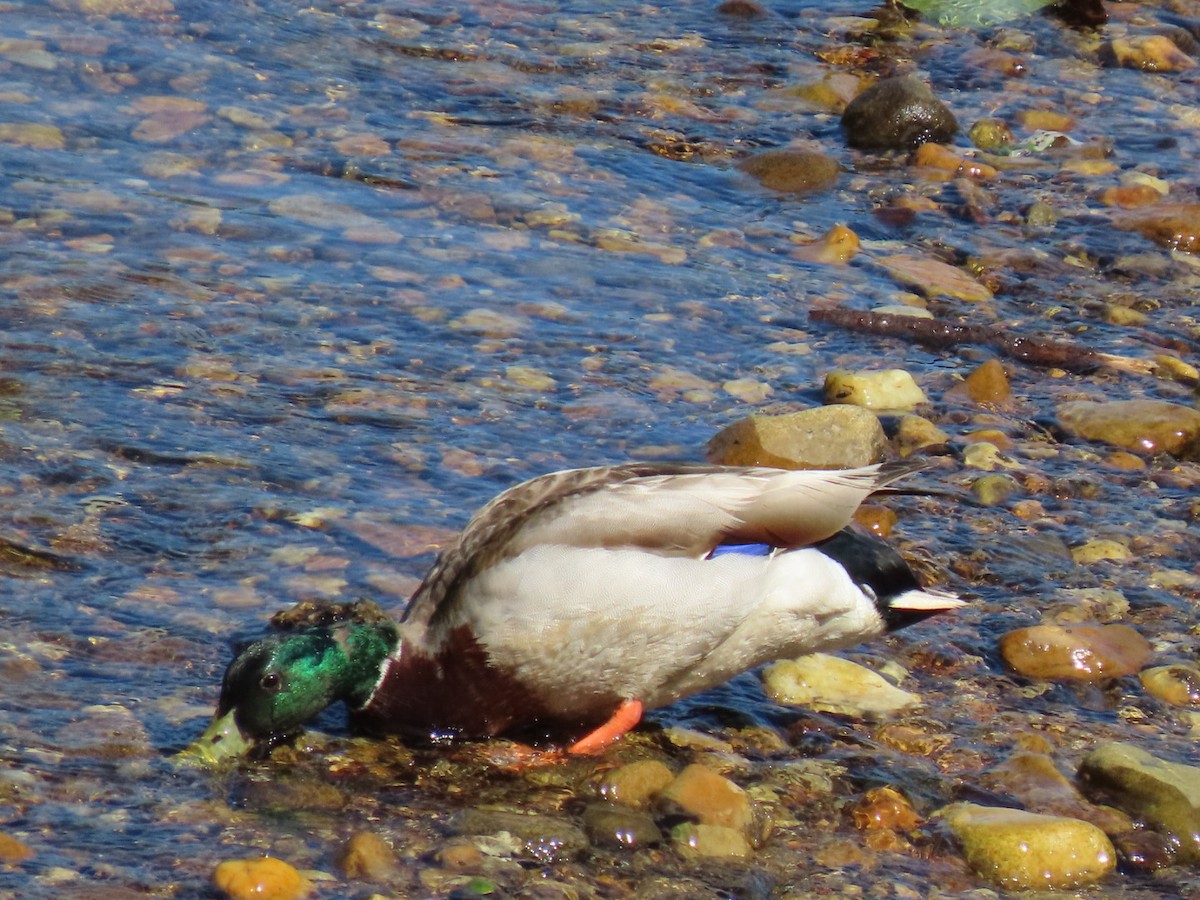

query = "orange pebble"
[{"left": 212, "top": 857, "right": 310, "bottom": 900}]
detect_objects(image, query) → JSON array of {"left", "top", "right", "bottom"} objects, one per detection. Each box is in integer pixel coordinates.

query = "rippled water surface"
[{"left": 4, "top": 0, "right": 1200, "bottom": 896}]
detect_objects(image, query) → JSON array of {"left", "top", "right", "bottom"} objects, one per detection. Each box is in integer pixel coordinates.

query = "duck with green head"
[{"left": 188, "top": 461, "right": 963, "bottom": 762}]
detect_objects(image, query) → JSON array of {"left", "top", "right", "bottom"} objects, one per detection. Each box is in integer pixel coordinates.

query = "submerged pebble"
[
  {"left": 671, "top": 823, "right": 752, "bottom": 859},
  {"left": 940, "top": 803, "right": 1115, "bottom": 890},
  {"left": 598, "top": 759, "right": 676, "bottom": 808},
  {"left": 1140, "top": 664, "right": 1200, "bottom": 707},
  {"left": 338, "top": 831, "right": 399, "bottom": 883},
  {"left": 737, "top": 149, "right": 840, "bottom": 195},
  {"left": 656, "top": 764, "right": 755, "bottom": 833},
  {"left": 999, "top": 624, "right": 1152, "bottom": 681},
  {"left": 581, "top": 803, "right": 661, "bottom": 849},
  {"left": 979, "top": 751, "right": 1132, "bottom": 834},
  {"left": 1057, "top": 399, "right": 1200, "bottom": 458}
]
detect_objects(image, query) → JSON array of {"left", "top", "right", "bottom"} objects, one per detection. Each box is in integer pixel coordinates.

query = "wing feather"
[{"left": 401, "top": 460, "right": 927, "bottom": 634}]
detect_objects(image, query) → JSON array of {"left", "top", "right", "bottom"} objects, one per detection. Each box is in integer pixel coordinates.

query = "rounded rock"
[
  {"left": 212, "top": 857, "right": 310, "bottom": 900},
  {"left": 671, "top": 822, "right": 752, "bottom": 859},
  {"left": 842, "top": 75, "right": 958, "bottom": 151},
  {"left": 581, "top": 803, "right": 661, "bottom": 849},
  {"left": 738, "top": 149, "right": 840, "bottom": 195},
  {"left": 940, "top": 803, "right": 1115, "bottom": 890},
  {"left": 1057, "top": 399, "right": 1200, "bottom": 459},
  {"left": 656, "top": 764, "right": 753, "bottom": 832},
  {"left": 339, "top": 831, "right": 399, "bottom": 883},
  {"left": 1079, "top": 741, "right": 1200, "bottom": 863},
  {"left": 598, "top": 759, "right": 675, "bottom": 808},
  {"left": 763, "top": 652, "right": 918, "bottom": 715},
  {"left": 1140, "top": 664, "right": 1200, "bottom": 707},
  {"left": 999, "top": 623, "right": 1152, "bottom": 681}
]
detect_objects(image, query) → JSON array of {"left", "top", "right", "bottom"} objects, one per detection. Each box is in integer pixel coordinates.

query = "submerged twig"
[{"left": 808, "top": 308, "right": 1155, "bottom": 376}]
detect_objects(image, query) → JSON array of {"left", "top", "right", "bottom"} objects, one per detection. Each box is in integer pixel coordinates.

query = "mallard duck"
[{"left": 187, "top": 461, "right": 962, "bottom": 762}]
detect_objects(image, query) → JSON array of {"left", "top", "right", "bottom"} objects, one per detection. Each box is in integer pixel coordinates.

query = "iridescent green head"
[{"left": 185, "top": 622, "right": 398, "bottom": 764}]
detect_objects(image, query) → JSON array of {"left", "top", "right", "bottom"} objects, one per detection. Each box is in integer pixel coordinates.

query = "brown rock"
[
  {"left": 598, "top": 759, "right": 675, "bottom": 808},
  {"left": 738, "top": 149, "right": 839, "bottom": 195},
  {"left": 962, "top": 359, "right": 1011, "bottom": 405},
  {"left": 1104, "top": 35, "right": 1196, "bottom": 71},
  {"left": 657, "top": 764, "right": 753, "bottom": 832},
  {"left": 435, "top": 838, "right": 484, "bottom": 871},
  {"left": 790, "top": 223, "right": 860, "bottom": 264},
  {"left": 980, "top": 751, "right": 1132, "bottom": 834},
  {"left": 1056, "top": 399, "right": 1200, "bottom": 459},
  {"left": 1112, "top": 203, "right": 1200, "bottom": 254},
  {"left": 842, "top": 75, "right": 958, "bottom": 151},
  {"left": 999, "top": 624, "right": 1152, "bottom": 681},
  {"left": 339, "top": 831, "right": 399, "bottom": 882},
  {"left": 1140, "top": 664, "right": 1200, "bottom": 707},
  {"left": 852, "top": 786, "right": 921, "bottom": 831},
  {"left": 0, "top": 833, "right": 33, "bottom": 863}
]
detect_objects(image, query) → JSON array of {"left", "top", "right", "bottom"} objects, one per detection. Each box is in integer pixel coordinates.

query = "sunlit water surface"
[{"left": 3, "top": 0, "right": 1200, "bottom": 895}]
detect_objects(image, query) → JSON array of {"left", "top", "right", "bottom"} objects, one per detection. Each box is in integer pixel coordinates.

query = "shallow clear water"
[{"left": 3, "top": 0, "right": 1200, "bottom": 895}]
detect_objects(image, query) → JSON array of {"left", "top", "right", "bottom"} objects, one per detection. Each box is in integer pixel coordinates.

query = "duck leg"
[{"left": 567, "top": 699, "right": 644, "bottom": 755}]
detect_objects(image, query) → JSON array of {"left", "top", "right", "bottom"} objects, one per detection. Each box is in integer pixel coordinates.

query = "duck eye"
[{"left": 259, "top": 671, "right": 283, "bottom": 693}]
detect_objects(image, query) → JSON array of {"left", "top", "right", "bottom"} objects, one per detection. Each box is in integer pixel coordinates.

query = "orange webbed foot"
[{"left": 567, "top": 699, "right": 644, "bottom": 755}]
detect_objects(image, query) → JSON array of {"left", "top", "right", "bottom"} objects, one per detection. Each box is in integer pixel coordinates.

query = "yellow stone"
[
  {"left": 941, "top": 804, "right": 1115, "bottom": 890},
  {"left": 598, "top": 759, "right": 675, "bottom": 808},
  {"left": 212, "top": 857, "right": 309, "bottom": 900}
]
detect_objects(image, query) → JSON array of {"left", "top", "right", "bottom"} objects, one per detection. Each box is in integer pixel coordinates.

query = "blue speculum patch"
[{"left": 707, "top": 543, "right": 774, "bottom": 559}]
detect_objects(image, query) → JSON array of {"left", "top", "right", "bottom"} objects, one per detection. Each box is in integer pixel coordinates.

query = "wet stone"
[
  {"left": 971, "top": 473, "right": 1020, "bottom": 506},
  {"left": 581, "top": 803, "right": 661, "bottom": 849},
  {"left": 656, "top": 764, "right": 754, "bottom": 833},
  {"left": 212, "top": 857, "right": 310, "bottom": 900},
  {"left": 979, "top": 751, "right": 1132, "bottom": 834},
  {"left": 671, "top": 823, "right": 752, "bottom": 859},
  {"left": 823, "top": 369, "right": 927, "bottom": 411},
  {"left": 434, "top": 838, "right": 484, "bottom": 872},
  {"left": 961, "top": 358, "right": 1011, "bottom": 405},
  {"left": 999, "top": 624, "right": 1152, "bottom": 681},
  {"left": 1111, "top": 828, "right": 1178, "bottom": 873},
  {"left": 1103, "top": 34, "right": 1197, "bottom": 71},
  {"left": 894, "top": 414, "right": 950, "bottom": 456},
  {"left": 852, "top": 786, "right": 921, "bottom": 831},
  {"left": 1112, "top": 203, "right": 1200, "bottom": 254},
  {"left": 598, "top": 759, "right": 675, "bottom": 808},
  {"left": 1057, "top": 399, "right": 1200, "bottom": 459},
  {"left": 454, "top": 809, "right": 589, "bottom": 861},
  {"left": 841, "top": 75, "right": 958, "bottom": 151},
  {"left": 339, "top": 831, "right": 399, "bottom": 883},
  {"left": 1079, "top": 742, "right": 1200, "bottom": 863},
  {"left": 1071, "top": 538, "right": 1132, "bottom": 564},
  {"left": 940, "top": 803, "right": 1116, "bottom": 890},
  {"left": 0, "top": 833, "right": 33, "bottom": 863},
  {"left": 737, "top": 149, "right": 840, "bottom": 195},
  {"left": 706, "top": 405, "right": 887, "bottom": 469},
  {"left": 969, "top": 117, "right": 1014, "bottom": 151},
  {"left": 1140, "top": 664, "right": 1200, "bottom": 707},
  {"left": 763, "top": 653, "right": 918, "bottom": 715},
  {"left": 790, "top": 223, "right": 861, "bottom": 264}
]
